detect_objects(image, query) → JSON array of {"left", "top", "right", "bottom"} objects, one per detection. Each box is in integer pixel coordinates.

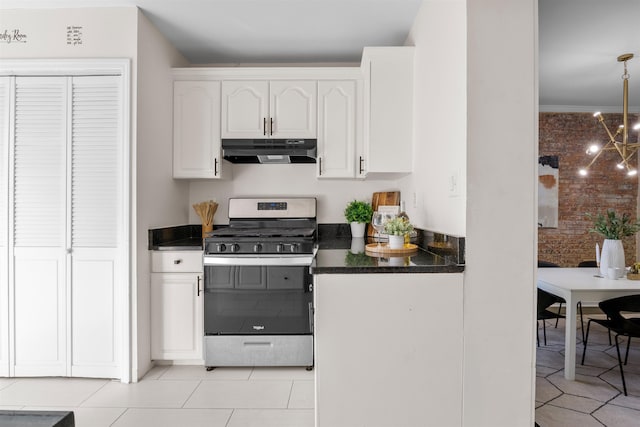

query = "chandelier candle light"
[{"left": 580, "top": 53, "right": 640, "bottom": 177}]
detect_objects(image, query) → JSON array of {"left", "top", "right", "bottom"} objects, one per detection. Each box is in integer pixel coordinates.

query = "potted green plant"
[
  {"left": 587, "top": 210, "right": 640, "bottom": 278},
  {"left": 344, "top": 200, "right": 373, "bottom": 238},
  {"left": 384, "top": 216, "right": 414, "bottom": 249}
]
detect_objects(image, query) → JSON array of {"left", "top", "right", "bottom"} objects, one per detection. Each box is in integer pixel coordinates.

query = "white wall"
[
  {"left": 0, "top": 6, "right": 140, "bottom": 382},
  {"left": 403, "top": 0, "right": 467, "bottom": 237},
  {"left": 0, "top": 6, "right": 192, "bottom": 381},
  {"left": 135, "top": 11, "right": 189, "bottom": 380},
  {"left": 189, "top": 165, "right": 405, "bottom": 224},
  {"left": 0, "top": 8, "right": 137, "bottom": 59},
  {"left": 406, "top": 1, "right": 538, "bottom": 425},
  {"left": 464, "top": 1, "right": 538, "bottom": 426}
]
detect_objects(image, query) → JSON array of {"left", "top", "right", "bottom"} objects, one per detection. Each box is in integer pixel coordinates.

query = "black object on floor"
[{"left": 0, "top": 410, "right": 75, "bottom": 427}]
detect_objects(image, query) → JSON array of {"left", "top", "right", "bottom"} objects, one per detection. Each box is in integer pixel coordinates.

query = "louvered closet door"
[
  {"left": 0, "top": 77, "right": 10, "bottom": 376},
  {"left": 12, "top": 77, "right": 68, "bottom": 377},
  {"left": 70, "top": 76, "right": 122, "bottom": 378}
]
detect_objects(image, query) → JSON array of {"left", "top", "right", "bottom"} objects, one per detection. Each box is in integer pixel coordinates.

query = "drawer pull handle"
[
  {"left": 174, "top": 259, "right": 182, "bottom": 264},
  {"left": 244, "top": 341, "right": 271, "bottom": 346}
]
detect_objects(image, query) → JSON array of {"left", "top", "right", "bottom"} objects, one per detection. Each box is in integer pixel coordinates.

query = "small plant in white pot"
[
  {"left": 587, "top": 210, "right": 640, "bottom": 278},
  {"left": 344, "top": 200, "right": 373, "bottom": 238},
  {"left": 384, "top": 216, "right": 414, "bottom": 249}
]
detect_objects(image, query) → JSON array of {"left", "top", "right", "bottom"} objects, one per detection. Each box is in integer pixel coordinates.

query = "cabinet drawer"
[{"left": 151, "top": 251, "right": 203, "bottom": 273}]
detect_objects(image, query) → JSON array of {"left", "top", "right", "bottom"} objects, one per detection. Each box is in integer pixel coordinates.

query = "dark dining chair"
[
  {"left": 581, "top": 294, "right": 640, "bottom": 395},
  {"left": 538, "top": 261, "right": 565, "bottom": 327},
  {"left": 578, "top": 260, "right": 598, "bottom": 268},
  {"left": 538, "top": 260, "right": 585, "bottom": 341},
  {"left": 537, "top": 288, "right": 565, "bottom": 346},
  {"left": 578, "top": 260, "right": 609, "bottom": 343}
]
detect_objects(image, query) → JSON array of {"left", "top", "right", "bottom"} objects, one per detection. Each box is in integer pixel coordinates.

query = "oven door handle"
[
  {"left": 204, "top": 254, "right": 315, "bottom": 266},
  {"left": 308, "top": 302, "right": 314, "bottom": 333}
]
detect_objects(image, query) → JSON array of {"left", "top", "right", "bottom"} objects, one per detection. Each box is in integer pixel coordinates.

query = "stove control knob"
[
  {"left": 276, "top": 243, "right": 285, "bottom": 253},
  {"left": 230, "top": 244, "right": 240, "bottom": 253},
  {"left": 290, "top": 243, "right": 299, "bottom": 253},
  {"left": 253, "top": 243, "right": 263, "bottom": 253},
  {"left": 217, "top": 244, "right": 226, "bottom": 252}
]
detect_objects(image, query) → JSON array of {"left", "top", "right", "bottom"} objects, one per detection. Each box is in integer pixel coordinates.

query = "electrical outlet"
[{"left": 412, "top": 192, "right": 418, "bottom": 208}]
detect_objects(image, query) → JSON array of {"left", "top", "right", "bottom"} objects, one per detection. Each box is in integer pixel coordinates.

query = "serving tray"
[{"left": 365, "top": 243, "right": 418, "bottom": 254}]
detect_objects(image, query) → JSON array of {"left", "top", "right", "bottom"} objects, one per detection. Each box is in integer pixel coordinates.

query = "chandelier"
[{"left": 579, "top": 53, "right": 640, "bottom": 177}]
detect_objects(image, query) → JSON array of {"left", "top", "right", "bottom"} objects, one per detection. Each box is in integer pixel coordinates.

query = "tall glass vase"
[{"left": 600, "top": 239, "right": 625, "bottom": 278}]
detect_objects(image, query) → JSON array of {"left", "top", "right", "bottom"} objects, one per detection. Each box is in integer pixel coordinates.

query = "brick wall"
[{"left": 538, "top": 112, "right": 639, "bottom": 267}]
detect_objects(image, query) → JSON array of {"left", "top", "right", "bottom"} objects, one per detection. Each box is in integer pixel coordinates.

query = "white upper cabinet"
[
  {"left": 269, "top": 81, "right": 317, "bottom": 138},
  {"left": 221, "top": 81, "right": 268, "bottom": 138},
  {"left": 359, "top": 47, "right": 414, "bottom": 177},
  {"left": 316, "top": 80, "right": 360, "bottom": 178},
  {"left": 222, "top": 80, "right": 317, "bottom": 139},
  {"left": 173, "top": 80, "right": 228, "bottom": 179}
]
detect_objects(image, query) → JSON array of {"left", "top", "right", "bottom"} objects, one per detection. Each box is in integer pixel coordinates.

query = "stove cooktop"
[{"left": 209, "top": 226, "right": 316, "bottom": 238}]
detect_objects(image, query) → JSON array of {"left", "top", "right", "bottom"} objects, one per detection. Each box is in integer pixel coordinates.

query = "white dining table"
[{"left": 537, "top": 267, "right": 640, "bottom": 380}]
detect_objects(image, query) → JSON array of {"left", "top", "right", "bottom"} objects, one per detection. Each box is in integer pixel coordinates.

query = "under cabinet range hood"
[{"left": 222, "top": 139, "right": 317, "bottom": 164}]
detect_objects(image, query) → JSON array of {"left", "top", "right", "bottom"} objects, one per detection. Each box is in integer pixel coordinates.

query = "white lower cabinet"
[
  {"left": 151, "top": 251, "right": 203, "bottom": 362},
  {"left": 314, "top": 273, "right": 463, "bottom": 427}
]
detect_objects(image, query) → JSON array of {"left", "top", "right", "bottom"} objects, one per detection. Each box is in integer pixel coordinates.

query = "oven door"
[{"left": 203, "top": 263, "right": 313, "bottom": 335}]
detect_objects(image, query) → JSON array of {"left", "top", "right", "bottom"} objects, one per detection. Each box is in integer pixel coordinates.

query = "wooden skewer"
[{"left": 192, "top": 200, "right": 218, "bottom": 228}]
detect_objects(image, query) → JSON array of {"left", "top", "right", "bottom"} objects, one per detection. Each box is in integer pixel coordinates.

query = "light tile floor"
[
  {"left": 536, "top": 316, "right": 640, "bottom": 426},
  {"left": 1, "top": 321, "right": 638, "bottom": 426},
  {"left": 0, "top": 366, "right": 315, "bottom": 427}
]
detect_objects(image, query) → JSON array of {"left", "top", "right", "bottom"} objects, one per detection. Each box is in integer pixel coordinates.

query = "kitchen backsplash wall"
[
  {"left": 188, "top": 164, "right": 405, "bottom": 225},
  {"left": 538, "top": 112, "right": 639, "bottom": 267}
]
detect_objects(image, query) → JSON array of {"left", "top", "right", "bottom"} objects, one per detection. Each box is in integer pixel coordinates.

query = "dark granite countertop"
[
  {"left": 312, "top": 231, "right": 464, "bottom": 274},
  {"left": 148, "top": 224, "right": 204, "bottom": 251},
  {"left": 148, "top": 223, "right": 465, "bottom": 274}
]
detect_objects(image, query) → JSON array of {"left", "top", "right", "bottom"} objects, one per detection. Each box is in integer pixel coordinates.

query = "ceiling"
[
  {"left": 2, "top": 0, "right": 639, "bottom": 111},
  {"left": 539, "top": 0, "right": 640, "bottom": 112}
]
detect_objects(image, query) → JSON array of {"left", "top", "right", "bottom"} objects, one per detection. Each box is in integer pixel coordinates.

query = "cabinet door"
[
  {"left": 317, "top": 80, "right": 357, "bottom": 178},
  {"left": 221, "top": 80, "right": 269, "bottom": 138},
  {"left": 12, "top": 77, "right": 68, "bottom": 377},
  {"left": 10, "top": 75, "right": 126, "bottom": 379},
  {"left": 361, "top": 47, "right": 413, "bottom": 175},
  {"left": 71, "top": 250, "right": 120, "bottom": 378},
  {"left": 69, "top": 76, "right": 123, "bottom": 378},
  {"left": 173, "top": 81, "right": 224, "bottom": 178},
  {"left": 151, "top": 273, "right": 203, "bottom": 361},
  {"left": 270, "top": 80, "right": 317, "bottom": 138}
]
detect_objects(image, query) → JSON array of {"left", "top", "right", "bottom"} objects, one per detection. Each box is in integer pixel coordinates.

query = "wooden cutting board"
[{"left": 367, "top": 191, "right": 401, "bottom": 237}]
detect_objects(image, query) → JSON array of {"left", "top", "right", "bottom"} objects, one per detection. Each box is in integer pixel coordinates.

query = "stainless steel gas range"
[{"left": 202, "top": 197, "right": 317, "bottom": 370}]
